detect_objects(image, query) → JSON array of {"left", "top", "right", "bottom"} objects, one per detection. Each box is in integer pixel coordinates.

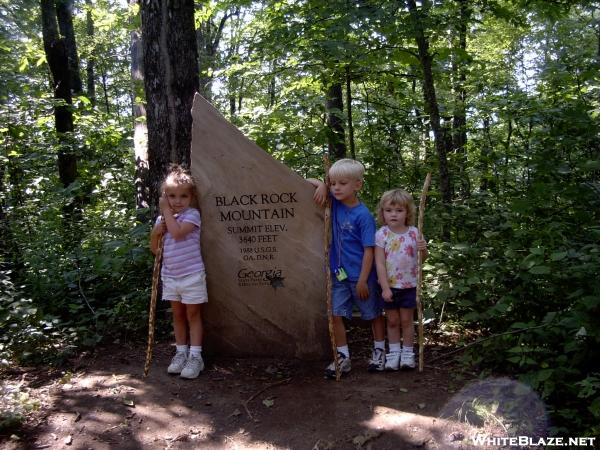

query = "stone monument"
[{"left": 190, "top": 94, "right": 329, "bottom": 359}]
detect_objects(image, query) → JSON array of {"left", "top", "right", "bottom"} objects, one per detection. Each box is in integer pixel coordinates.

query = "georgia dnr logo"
[{"left": 237, "top": 268, "right": 285, "bottom": 289}]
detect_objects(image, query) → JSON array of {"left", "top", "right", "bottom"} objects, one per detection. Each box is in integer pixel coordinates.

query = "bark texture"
[
  {"left": 41, "top": 0, "right": 77, "bottom": 188},
  {"left": 406, "top": 0, "right": 452, "bottom": 205},
  {"left": 326, "top": 81, "right": 346, "bottom": 160},
  {"left": 140, "top": 0, "right": 199, "bottom": 212}
]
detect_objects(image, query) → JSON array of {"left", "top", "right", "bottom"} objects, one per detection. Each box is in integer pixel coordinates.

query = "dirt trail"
[{"left": 2, "top": 337, "right": 505, "bottom": 450}]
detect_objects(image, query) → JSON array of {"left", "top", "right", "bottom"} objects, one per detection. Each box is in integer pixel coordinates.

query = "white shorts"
[{"left": 162, "top": 271, "right": 208, "bottom": 304}]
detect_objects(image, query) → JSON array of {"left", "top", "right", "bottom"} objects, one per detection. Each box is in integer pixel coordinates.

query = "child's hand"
[
  {"left": 312, "top": 182, "right": 327, "bottom": 206},
  {"left": 417, "top": 238, "right": 427, "bottom": 251},
  {"left": 158, "top": 192, "right": 171, "bottom": 215},
  {"left": 382, "top": 287, "right": 393, "bottom": 302},
  {"left": 356, "top": 280, "right": 369, "bottom": 300},
  {"left": 157, "top": 221, "right": 167, "bottom": 235}
]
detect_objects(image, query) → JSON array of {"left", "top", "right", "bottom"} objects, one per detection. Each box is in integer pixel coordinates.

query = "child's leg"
[
  {"left": 180, "top": 303, "right": 205, "bottom": 379},
  {"left": 167, "top": 300, "right": 189, "bottom": 374},
  {"left": 185, "top": 304, "right": 203, "bottom": 347},
  {"left": 386, "top": 309, "right": 402, "bottom": 346},
  {"left": 399, "top": 307, "right": 416, "bottom": 369},
  {"left": 371, "top": 314, "right": 385, "bottom": 343},
  {"left": 399, "top": 307, "right": 415, "bottom": 348},
  {"left": 332, "top": 315, "right": 347, "bottom": 348},
  {"left": 171, "top": 300, "right": 188, "bottom": 345}
]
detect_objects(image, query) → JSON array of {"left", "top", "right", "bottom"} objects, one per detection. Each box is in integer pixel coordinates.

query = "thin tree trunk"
[
  {"left": 326, "top": 81, "right": 346, "bottom": 160},
  {"left": 452, "top": 0, "right": 469, "bottom": 198},
  {"left": 86, "top": 0, "right": 95, "bottom": 103},
  {"left": 131, "top": 0, "right": 149, "bottom": 212},
  {"left": 196, "top": 8, "right": 234, "bottom": 101},
  {"left": 101, "top": 68, "right": 110, "bottom": 113},
  {"left": 56, "top": 0, "right": 83, "bottom": 94},
  {"left": 40, "top": 0, "right": 77, "bottom": 189},
  {"left": 345, "top": 65, "right": 356, "bottom": 160},
  {"left": 406, "top": 0, "right": 452, "bottom": 207}
]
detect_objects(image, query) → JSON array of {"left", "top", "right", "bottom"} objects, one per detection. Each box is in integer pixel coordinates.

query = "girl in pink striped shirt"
[{"left": 150, "top": 165, "right": 207, "bottom": 379}]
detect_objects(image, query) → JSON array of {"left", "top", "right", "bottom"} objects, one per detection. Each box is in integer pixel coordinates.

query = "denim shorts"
[
  {"left": 332, "top": 277, "right": 382, "bottom": 320},
  {"left": 162, "top": 271, "right": 208, "bottom": 304},
  {"left": 382, "top": 287, "right": 417, "bottom": 310}
]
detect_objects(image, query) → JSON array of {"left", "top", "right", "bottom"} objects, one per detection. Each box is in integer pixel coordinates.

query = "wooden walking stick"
[
  {"left": 416, "top": 173, "right": 431, "bottom": 373},
  {"left": 144, "top": 234, "right": 164, "bottom": 377},
  {"left": 323, "top": 155, "right": 341, "bottom": 381}
]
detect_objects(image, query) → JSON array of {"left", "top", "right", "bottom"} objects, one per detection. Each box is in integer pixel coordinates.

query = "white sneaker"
[
  {"left": 180, "top": 354, "right": 204, "bottom": 379},
  {"left": 367, "top": 348, "right": 386, "bottom": 372},
  {"left": 400, "top": 351, "right": 415, "bottom": 370},
  {"left": 325, "top": 352, "right": 351, "bottom": 379},
  {"left": 385, "top": 352, "right": 400, "bottom": 371},
  {"left": 167, "top": 351, "right": 187, "bottom": 374}
]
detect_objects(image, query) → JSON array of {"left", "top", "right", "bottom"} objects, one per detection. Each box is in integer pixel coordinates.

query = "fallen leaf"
[
  {"left": 122, "top": 398, "right": 135, "bottom": 407},
  {"left": 262, "top": 398, "right": 275, "bottom": 407}
]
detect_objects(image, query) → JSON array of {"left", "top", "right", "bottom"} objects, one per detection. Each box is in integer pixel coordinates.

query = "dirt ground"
[{"left": 1, "top": 325, "right": 513, "bottom": 450}]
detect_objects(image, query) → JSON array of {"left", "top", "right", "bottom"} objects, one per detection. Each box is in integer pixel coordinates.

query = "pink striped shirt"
[{"left": 157, "top": 208, "right": 205, "bottom": 278}]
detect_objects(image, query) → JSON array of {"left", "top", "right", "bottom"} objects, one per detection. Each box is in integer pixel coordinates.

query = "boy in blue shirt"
[{"left": 309, "top": 159, "right": 386, "bottom": 378}]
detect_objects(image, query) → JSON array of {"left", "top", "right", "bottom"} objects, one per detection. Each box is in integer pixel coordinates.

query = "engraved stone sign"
[{"left": 190, "top": 94, "right": 329, "bottom": 359}]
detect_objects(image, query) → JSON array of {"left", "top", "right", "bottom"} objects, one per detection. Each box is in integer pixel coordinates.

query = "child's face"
[
  {"left": 164, "top": 184, "right": 193, "bottom": 213},
  {"left": 382, "top": 201, "right": 408, "bottom": 229},
  {"left": 329, "top": 176, "right": 362, "bottom": 205}
]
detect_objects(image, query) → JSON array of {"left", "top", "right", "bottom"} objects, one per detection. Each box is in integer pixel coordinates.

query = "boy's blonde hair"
[
  {"left": 161, "top": 164, "right": 200, "bottom": 208},
  {"left": 328, "top": 158, "right": 365, "bottom": 181},
  {"left": 377, "top": 189, "right": 416, "bottom": 226}
]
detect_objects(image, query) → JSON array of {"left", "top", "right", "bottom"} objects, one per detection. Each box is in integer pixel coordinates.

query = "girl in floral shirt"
[{"left": 374, "top": 189, "right": 428, "bottom": 370}]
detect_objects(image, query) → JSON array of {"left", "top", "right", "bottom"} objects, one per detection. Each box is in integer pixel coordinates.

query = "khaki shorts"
[{"left": 162, "top": 271, "right": 208, "bottom": 304}]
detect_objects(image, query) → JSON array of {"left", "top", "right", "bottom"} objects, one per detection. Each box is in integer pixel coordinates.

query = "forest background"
[{"left": 0, "top": 0, "right": 598, "bottom": 438}]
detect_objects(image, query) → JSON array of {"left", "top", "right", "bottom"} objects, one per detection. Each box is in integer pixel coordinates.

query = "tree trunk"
[
  {"left": 452, "top": 0, "right": 469, "bottom": 198},
  {"left": 326, "top": 81, "right": 346, "bottom": 161},
  {"left": 40, "top": 0, "right": 77, "bottom": 189},
  {"left": 56, "top": 0, "right": 83, "bottom": 94},
  {"left": 406, "top": 0, "right": 452, "bottom": 205},
  {"left": 140, "top": 0, "right": 199, "bottom": 213},
  {"left": 131, "top": 0, "right": 149, "bottom": 213},
  {"left": 345, "top": 65, "right": 356, "bottom": 160},
  {"left": 196, "top": 8, "right": 234, "bottom": 101},
  {"left": 86, "top": 0, "right": 95, "bottom": 103}
]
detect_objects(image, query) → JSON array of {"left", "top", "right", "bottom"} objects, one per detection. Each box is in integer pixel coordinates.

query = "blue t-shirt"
[{"left": 330, "top": 198, "right": 377, "bottom": 282}]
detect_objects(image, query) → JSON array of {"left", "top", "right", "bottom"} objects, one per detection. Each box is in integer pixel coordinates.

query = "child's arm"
[
  {"left": 306, "top": 178, "right": 327, "bottom": 206},
  {"left": 159, "top": 193, "right": 197, "bottom": 240},
  {"left": 375, "top": 246, "right": 393, "bottom": 302},
  {"left": 356, "top": 246, "right": 374, "bottom": 300},
  {"left": 150, "top": 221, "right": 166, "bottom": 255}
]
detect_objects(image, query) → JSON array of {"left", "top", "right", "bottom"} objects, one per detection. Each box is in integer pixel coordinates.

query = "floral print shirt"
[{"left": 375, "top": 225, "right": 420, "bottom": 289}]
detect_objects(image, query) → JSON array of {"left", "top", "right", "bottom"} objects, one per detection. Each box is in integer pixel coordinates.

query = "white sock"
[
  {"left": 403, "top": 345, "right": 414, "bottom": 354},
  {"left": 389, "top": 343, "right": 401, "bottom": 353},
  {"left": 175, "top": 344, "right": 189, "bottom": 354},
  {"left": 337, "top": 345, "right": 350, "bottom": 358},
  {"left": 374, "top": 340, "right": 385, "bottom": 351},
  {"left": 189, "top": 346, "right": 202, "bottom": 357}
]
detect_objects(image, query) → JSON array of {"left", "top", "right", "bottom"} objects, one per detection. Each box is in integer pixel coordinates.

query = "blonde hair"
[
  {"left": 328, "top": 158, "right": 365, "bottom": 181},
  {"left": 377, "top": 189, "right": 416, "bottom": 226},
  {"left": 161, "top": 164, "right": 199, "bottom": 208}
]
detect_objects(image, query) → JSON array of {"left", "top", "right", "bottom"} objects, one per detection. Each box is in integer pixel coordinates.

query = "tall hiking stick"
[
  {"left": 323, "top": 155, "right": 340, "bottom": 381},
  {"left": 416, "top": 173, "right": 431, "bottom": 373},
  {"left": 144, "top": 234, "right": 164, "bottom": 377}
]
